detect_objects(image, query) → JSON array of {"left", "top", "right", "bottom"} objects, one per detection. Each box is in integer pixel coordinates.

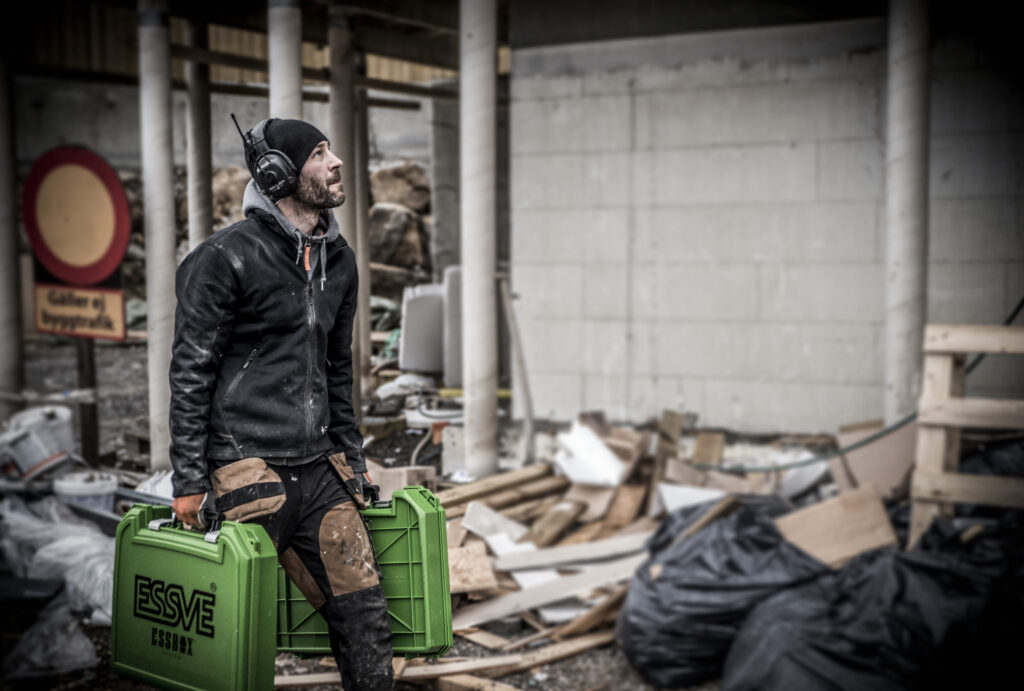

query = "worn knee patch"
[
  {"left": 279, "top": 547, "right": 326, "bottom": 610},
  {"left": 211, "top": 457, "right": 286, "bottom": 522},
  {"left": 318, "top": 503, "right": 379, "bottom": 596}
]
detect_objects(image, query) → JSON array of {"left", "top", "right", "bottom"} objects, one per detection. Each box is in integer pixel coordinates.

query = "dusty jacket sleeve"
[
  {"left": 168, "top": 245, "right": 239, "bottom": 496},
  {"left": 326, "top": 253, "right": 366, "bottom": 473}
]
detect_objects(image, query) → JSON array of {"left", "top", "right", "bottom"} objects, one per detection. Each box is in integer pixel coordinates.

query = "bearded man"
[{"left": 168, "top": 117, "right": 393, "bottom": 690}]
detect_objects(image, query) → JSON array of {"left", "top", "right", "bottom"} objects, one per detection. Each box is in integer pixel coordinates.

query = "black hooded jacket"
[{"left": 168, "top": 181, "right": 364, "bottom": 497}]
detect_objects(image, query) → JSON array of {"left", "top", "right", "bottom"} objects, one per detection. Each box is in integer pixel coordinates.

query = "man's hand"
[{"left": 173, "top": 493, "right": 207, "bottom": 528}]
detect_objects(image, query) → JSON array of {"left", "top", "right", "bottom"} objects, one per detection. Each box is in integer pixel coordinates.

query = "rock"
[
  {"left": 369, "top": 202, "right": 423, "bottom": 267},
  {"left": 370, "top": 161, "right": 430, "bottom": 213},
  {"left": 212, "top": 165, "right": 250, "bottom": 228}
]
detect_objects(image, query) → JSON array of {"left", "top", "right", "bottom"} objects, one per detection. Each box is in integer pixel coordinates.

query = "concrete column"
[
  {"left": 328, "top": 7, "right": 361, "bottom": 411},
  {"left": 185, "top": 20, "right": 213, "bottom": 249},
  {"left": 138, "top": 0, "right": 175, "bottom": 469},
  {"left": 428, "top": 80, "right": 460, "bottom": 283},
  {"left": 268, "top": 0, "right": 303, "bottom": 119},
  {"left": 354, "top": 87, "right": 371, "bottom": 379},
  {"left": 884, "top": 0, "right": 930, "bottom": 424},
  {"left": 0, "top": 59, "right": 23, "bottom": 419},
  {"left": 460, "top": 0, "right": 499, "bottom": 477}
]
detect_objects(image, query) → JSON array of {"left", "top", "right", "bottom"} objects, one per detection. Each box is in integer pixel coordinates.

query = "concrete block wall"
[{"left": 510, "top": 18, "right": 1024, "bottom": 432}]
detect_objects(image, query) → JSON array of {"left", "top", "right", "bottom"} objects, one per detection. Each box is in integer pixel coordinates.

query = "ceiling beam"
[{"left": 338, "top": 0, "right": 458, "bottom": 34}]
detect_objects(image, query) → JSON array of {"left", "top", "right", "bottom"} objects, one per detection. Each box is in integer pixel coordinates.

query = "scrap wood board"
[
  {"left": 774, "top": 485, "right": 897, "bottom": 568},
  {"left": 452, "top": 553, "right": 646, "bottom": 630},
  {"left": 493, "top": 530, "right": 653, "bottom": 571},
  {"left": 449, "top": 541, "right": 499, "bottom": 593}
]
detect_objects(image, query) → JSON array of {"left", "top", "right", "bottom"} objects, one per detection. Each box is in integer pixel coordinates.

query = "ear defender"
[{"left": 231, "top": 114, "right": 298, "bottom": 200}]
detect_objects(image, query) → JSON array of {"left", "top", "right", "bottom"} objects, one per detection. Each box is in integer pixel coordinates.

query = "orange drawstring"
[{"left": 303, "top": 245, "right": 311, "bottom": 271}]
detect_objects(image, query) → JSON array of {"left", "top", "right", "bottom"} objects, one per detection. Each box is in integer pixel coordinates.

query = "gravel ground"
[{"left": 8, "top": 338, "right": 721, "bottom": 691}]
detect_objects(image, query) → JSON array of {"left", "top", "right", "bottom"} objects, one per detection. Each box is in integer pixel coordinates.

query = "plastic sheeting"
[
  {"left": 0, "top": 496, "right": 114, "bottom": 619},
  {"left": 616, "top": 496, "right": 827, "bottom": 688},
  {"left": 723, "top": 516, "right": 1024, "bottom": 690},
  {"left": 2, "top": 593, "right": 100, "bottom": 679}
]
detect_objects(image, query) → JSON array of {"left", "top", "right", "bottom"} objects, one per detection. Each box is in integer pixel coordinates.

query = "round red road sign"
[{"left": 22, "top": 146, "right": 131, "bottom": 286}]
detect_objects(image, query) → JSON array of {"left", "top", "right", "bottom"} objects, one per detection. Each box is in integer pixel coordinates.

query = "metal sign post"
[{"left": 22, "top": 146, "right": 131, "bottom": 464}]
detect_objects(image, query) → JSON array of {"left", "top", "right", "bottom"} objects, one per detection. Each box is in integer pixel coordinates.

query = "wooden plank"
[
  {"left": 437, "top": 675, "right": 520, "bottom": 691},
  {"left": 598, "top": 484, "right": 648, "bottom": 538},
  {"left": 918, "top": 398, "right": 1024, "bottom": 430},
  {"left": 562, "top": 484, "right": 616, "bottom": 523},
  {"left": 909, "top": 354, "right": 961, "bottom": 547},
  {"left": 489, "top": 631, "right": 616, "bottom": 676},
  {"left": 437, "top": 465, "right": 552, "bottom": 507},
  {"left": 452, "top": 554, "right": 646, "bottom": 630},
  {"left": 691, "top": 431, "right": 726, "bottom": 465},
  {"left": 499, "top": 497, "right": 547, "bottom": 522},
  {"left": 445, "top": 475, "right": 568, "bottom": 519},
  {"left": 500, "top": 627, "right": 557, "bottom": 652},
  {"left": 456, "top": 628, "right": 513, "bottom": 651},
  {"left": 924, "top": 324, "right": 1024, "bottom": 355},
  {"left": 521, "top": 500, "right": 585, "bottom": 547},
  {"left": 493, "top": 531, "right": 653, "bottom": 571},
  {"left": 647, "top": 409, "right": 688, "bottom": 515},
  {"left": 912, "top": 472, "right": 1024, "bottom": 510},
  {"left": 400, "top": 655, "right": 524, "bottom": 681},
  {"left": 449, "top": 542, "right": 499, "bottom": 593},
  {"left": 553, "top": 584, "right": 629, "bottom": 640},
  {"left": 274, "top": 658, "right": 409, "bottom": 687},
  {"left": 775, "top": 486, "right": 898, "bottom": 568},
  {"left": 557, "top": 521, "right": 606, "bottom": 546}
]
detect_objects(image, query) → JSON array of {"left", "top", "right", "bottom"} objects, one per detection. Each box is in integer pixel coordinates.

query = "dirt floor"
[{"left": 6, "top": 338, "right": 719, "bottom": 690}]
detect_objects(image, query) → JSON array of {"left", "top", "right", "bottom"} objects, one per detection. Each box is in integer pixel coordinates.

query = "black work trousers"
[{"left": 210, "top": 456, "right": 393, "bottom": 690}]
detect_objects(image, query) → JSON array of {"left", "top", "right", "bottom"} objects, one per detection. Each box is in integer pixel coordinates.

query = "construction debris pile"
[{"left": 290, "top": 391, "right": 1024, "bottom": 689}]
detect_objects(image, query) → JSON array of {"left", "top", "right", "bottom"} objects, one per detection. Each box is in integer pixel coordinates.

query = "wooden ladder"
[{"left": 907, "top": 324, "right": 1024, "bottom": 547}]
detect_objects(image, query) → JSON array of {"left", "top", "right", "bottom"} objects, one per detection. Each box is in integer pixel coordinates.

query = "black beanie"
[{"left": 263, "top": 118, "right": 329, "bottom": 173}]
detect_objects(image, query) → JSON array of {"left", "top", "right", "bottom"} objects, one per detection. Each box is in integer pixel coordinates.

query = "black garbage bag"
[
  {"left": 722, "top": 515, "right": 1024, "bottom": 691},
  {"left": 616, "top": 496, "right": 827, "bottom": 688}
]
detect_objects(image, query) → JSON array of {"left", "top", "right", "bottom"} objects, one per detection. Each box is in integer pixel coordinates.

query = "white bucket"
[{"left": 53, "top": 471, "right": 119, "bottom": 513}]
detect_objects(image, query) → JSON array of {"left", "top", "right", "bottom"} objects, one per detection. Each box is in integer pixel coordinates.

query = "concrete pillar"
[
  {"left": 884, "top": 0, "right": 930, "bottom": 424},
  {"left": 268, "top": 0, "right": 302, "bottom": 119},
  {"left": 328, "top": 7, "right": 361, "bottom": 412},
  {"left": 354, "top": 87, "right": 371, "bottom": 380},
  {"left": 138, "top": 0, "right": 175, "bottom": 469},
  {"left": 428, "top": 80, "right": 460, "bottom": 284},
  {"left": 460, "top": 0, "right": 499, "bottom": 477},
  {"left": 0, "top": 59, "right": 23, "bottom": 419},
  {"left": 185, "top": 20, "right": 213, "bottom": 249}
]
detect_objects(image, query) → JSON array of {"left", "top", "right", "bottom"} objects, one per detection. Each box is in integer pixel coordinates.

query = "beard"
[{"left": 295, "top": 172, "right": 345, "bottom": 209}]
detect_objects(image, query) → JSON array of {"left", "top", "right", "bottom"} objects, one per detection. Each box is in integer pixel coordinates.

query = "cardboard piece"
[
  {"left": 774, "top": 485, "right": 898, "bottom": 569},
  {"left": 836, "top": 419, "right": 917, "bottom": 500}
]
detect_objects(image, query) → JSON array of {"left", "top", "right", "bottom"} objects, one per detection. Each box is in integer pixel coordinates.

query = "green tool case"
[
  {"left": 111, "top": 504, "right": 278, "bottom": 691},
  {"left": 277, "top": 486, "right": 453, "bottom": 658},
  {"left": 112, "top": 487, "right": 451, "bottom": 689}
]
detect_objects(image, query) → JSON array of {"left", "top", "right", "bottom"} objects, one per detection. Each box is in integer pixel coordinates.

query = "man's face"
[{"left": 295, "top": 141, "right": 345, "bottom": 208}]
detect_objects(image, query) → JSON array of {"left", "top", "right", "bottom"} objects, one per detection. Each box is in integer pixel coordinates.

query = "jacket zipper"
[
  {"left": 224, "top": 345, "right": 259, "bottom": 401},
  {"left": 303, "top": 235, "right": 315, "bottom": 455}
]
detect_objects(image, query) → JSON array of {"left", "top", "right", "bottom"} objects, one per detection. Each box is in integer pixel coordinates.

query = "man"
[{"left": 168, "top": 117, "right": 392, "bottom": 690}]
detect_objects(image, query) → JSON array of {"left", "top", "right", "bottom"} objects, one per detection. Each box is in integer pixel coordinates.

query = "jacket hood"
[
  {"left": 242, "top": 179, "right": 344, "bottom": 245},
  {"left": 242, "top": 180, "right": 345, "bottom": 290}
]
